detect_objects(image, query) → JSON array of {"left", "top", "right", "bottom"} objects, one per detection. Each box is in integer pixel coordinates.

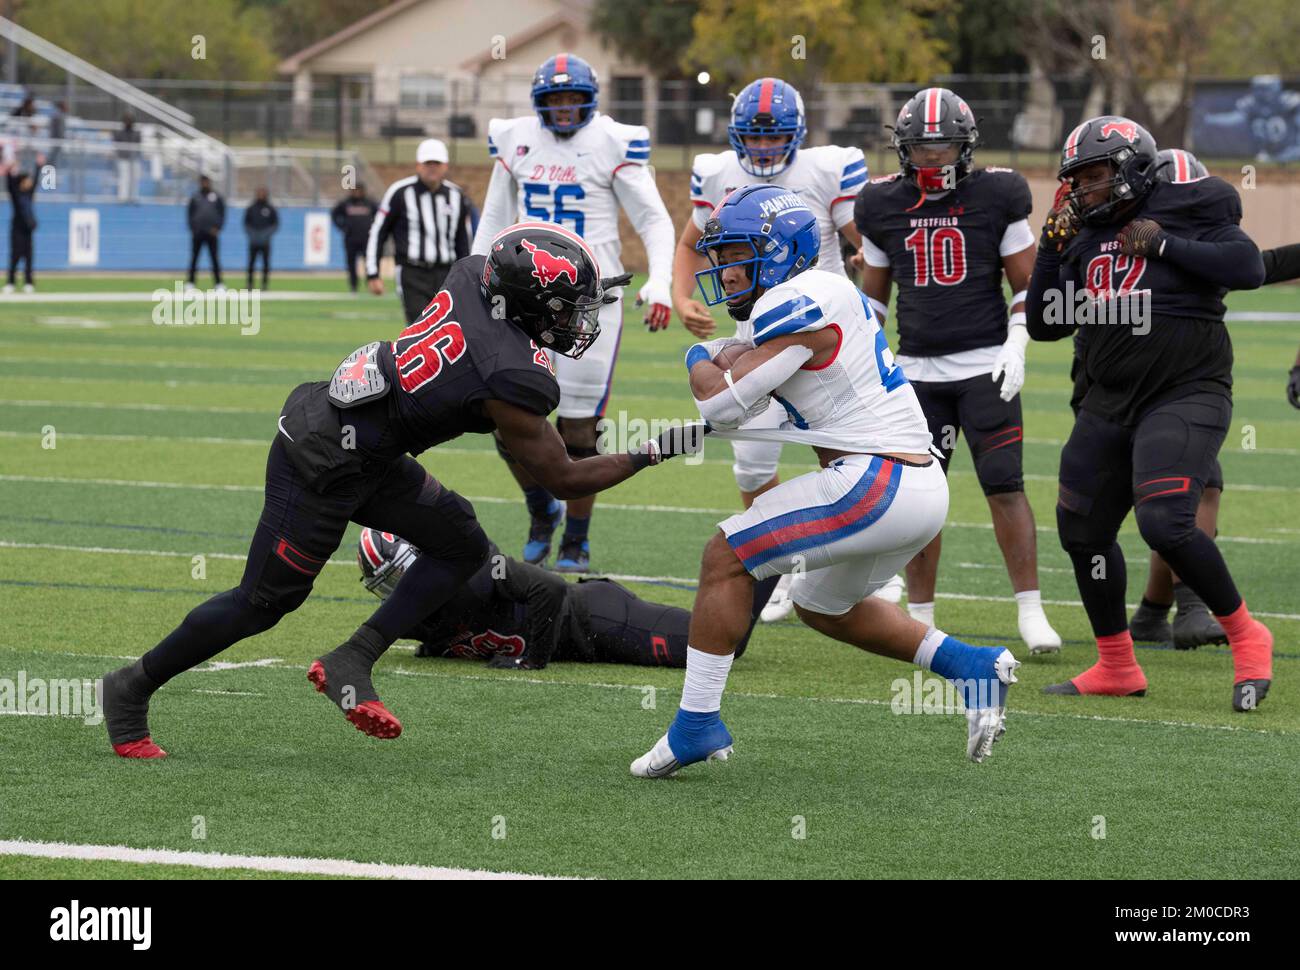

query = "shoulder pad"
[
  {"left": 487, "top": 116, "right": 529, "bottom": 160},
  {"left": 599, "top": 116, "right": 652, "bottom": 166},
  {"left": 750, "top": 281, "right": 829, "bottom": 346}
]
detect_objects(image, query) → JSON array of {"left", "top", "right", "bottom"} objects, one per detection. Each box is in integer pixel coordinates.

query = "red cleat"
[
  {"left": 307, "top": 661, "right": 402, "bottom": 739},
  {"left": 1045, "top": 661, "right": 1148, "bottom": 697},
  {"left": 1222, "top": 609, "right": 1273, "bottom": 711},
  {"left": 113, "top": 737, "right": 168, "bottom": 759}
]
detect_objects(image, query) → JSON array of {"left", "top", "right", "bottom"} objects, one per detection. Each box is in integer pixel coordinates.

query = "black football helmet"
[
  {"left": 357, "top": 528, "right": 417, "bottom": 599},
  {"left": 1155, "top": 148, "right": 1208, "bottom": 183},
  {"left": 1057, "top": 115, "right": 1158, "bottom": 226},
  {"left": 480, "top": 223, "right": 610, "bottom": 358},
  {"left": 891, "top": 87, "right": 980, "bottom": 191}
]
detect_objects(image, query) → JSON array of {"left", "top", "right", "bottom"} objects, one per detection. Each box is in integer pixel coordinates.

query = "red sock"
[
  {"left": 1217, "top": 601, "right": 1273, "bottom": 682},
  {"left": 1071, "top": 632, "right": 1147, "bottom": 695}
]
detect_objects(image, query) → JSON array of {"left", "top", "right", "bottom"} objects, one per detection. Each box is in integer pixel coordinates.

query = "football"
[{"left": 713, "top": 342, "right": 751, "bottom": 371}]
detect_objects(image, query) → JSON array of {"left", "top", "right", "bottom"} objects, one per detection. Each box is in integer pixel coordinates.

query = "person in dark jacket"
[
  {"left": 243, "top": 186, "right": 279, "bottom": 290},
  {"left": 4, "top": 156, "right": 42, "bottom": 293},
  {"left": 187, "top": 175, "right": 225, "bottom": 289},
  {"left": 331, "top": 183, "right": 377, "bottom": 292}
]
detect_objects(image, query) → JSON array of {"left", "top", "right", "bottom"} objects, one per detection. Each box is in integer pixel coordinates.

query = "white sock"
[
  {"left": 912, "top": 626, "right": 948, "bottom": 671},
  {"left": 908, "top": 600, "right": 935, "bottom": 626},
  {"left": 680, "top": 646, "right": 734, "bottom": 713},
  {"left": 1015, "top": 589, "right": 1045, "bottom": 617}
]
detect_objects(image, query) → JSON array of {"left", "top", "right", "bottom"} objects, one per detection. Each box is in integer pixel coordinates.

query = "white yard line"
[{"left": 0, "top": 839, "right": 568, "bottom": 880}]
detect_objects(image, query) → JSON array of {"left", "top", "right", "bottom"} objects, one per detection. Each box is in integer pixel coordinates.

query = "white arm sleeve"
[
  {"left": 613, "top": 164, "right": 675, "bottom": 288},
  {"left": 365, "top": 180, "right": 404, "bottom": 278},
  {"left": 695, "top": 344, "right": 814, "bottom": 429},
  {"left": 860, "top": 233, "right": 890, "bottom": 268},
  {"left": 999, "top": 219, "right": 1035, "bottom": 257},
  {"left": 471, "top": 161, "right": 518, "bottom": 256}
]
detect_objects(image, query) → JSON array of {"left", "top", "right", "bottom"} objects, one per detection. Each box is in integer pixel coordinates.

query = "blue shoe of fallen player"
[
  {"left": 523, "top": 499, "right": 563, "bottom": 566},
  {"left": 630, "top": 709, "right": 733, "bottom": 778},
  {"left": 554, "top": 536, "right": 590, "bottom": 573}
]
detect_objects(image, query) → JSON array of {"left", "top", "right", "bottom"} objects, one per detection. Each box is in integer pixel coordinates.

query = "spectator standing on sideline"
[
  {"left": 4, "top": 154, "right": 43, "bottom": 293},
  {"left": 331, "top": 182, "right": 377, "bottom": 292},
  {"left": 187, "top": 174, "right": 225, "bottom": 290},
  {"left": 244, "top": 186, "right": 279, "bottom": 290},
  {"left": 114, "top": 112, "right": 142, "bottom": 202},
  {"left": 48, "top": 101, "right": 67, "bottom": 168},
  {"left": 365, "top": 138, "right": 473, "bottom": 323}
]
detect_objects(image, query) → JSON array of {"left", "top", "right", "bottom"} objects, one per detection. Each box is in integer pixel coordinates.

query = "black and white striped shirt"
[{"left": 366, "top": 176, "right": 472, "bottom": 278}]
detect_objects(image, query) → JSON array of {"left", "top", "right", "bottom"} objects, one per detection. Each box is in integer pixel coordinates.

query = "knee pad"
[
  {"left": 1134, "top": 493, "right": 1199, "bottom": 554},
  {"left": 240, "top": 534, "right": 323, "bottom": 615},
  {"left": 731, "top": 440, "right": 780, "bottom": 493},
  {"left": 202, "top": 587, "right": 289, "bottom": 639},
  {"left": 557, "top": 416, "right": 599, "bottom": 459},
  {"left": 1056, "top": 504, "right": 1108, "bottom": 556}
]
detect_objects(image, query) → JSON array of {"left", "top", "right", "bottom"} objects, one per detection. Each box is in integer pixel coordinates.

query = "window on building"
[{"left": 400, "top": 74, "right": 448, "bottom": 109}]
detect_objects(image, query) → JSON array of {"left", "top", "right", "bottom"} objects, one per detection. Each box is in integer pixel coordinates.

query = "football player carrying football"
[
  {"left": 854, "top": 87, "right": 1061, "bottom": 655},
  {"left": 472, "top": 53, "right": 676, "bottom": 574},
  {"left": 1027, "top": 117, "right": 1272, "bottom": 711},
  {"left": 356, "top": 529, "right": 777, "bottom": 669},
  {"left": 100, "top": 224, "right": 701, "bottom": 758},
  {"left": 632, "top": 184, "right": 1022, "bottom": 778},
  {"left": 671, "top": 77, "right": 881, "bottom": 622}
]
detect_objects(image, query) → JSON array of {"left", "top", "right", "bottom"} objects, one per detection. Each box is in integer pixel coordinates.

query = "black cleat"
[
  {"left": 1129, "top": 599, "right": 1173, "bottom": 643},
  {"left": 1233, "top": 679, "right": 1271, "bottom": 713},
  {"left": 102, "top": 660, "right": 167, "bottom": 758},
  {"left": 554, "top": 536, "right": 591, "bottom": 573},
  {"left": 1172, "top": 585, "right": 1227, "bottom": 650},
  {"left": 1043, "top": 680, "right": 1147, "bottom": 697}
]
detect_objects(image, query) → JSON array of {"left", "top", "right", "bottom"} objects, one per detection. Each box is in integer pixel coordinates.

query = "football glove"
[
  {"left": 629, "top": 422, "right": 709, "bottom": 468},
  {"left": 1288, "top": 365, "right": 1300, "bottom": 410},
  {"left": 1116, "top": 218, "right": 1166, "bottom": 258},
  {"left": 637, "top": 277, "right": 672, "bottom": 331},
  {"left": 1041, "top": 181, "right": 1081, "bottom": 252},
  {"left": 991, "top": 325, "right": 1029, "bottom": 402}
]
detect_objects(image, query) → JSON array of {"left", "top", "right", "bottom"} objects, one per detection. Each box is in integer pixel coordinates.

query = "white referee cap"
[{"left": 416, "top": 138, "right": 449, "bottom": 163}]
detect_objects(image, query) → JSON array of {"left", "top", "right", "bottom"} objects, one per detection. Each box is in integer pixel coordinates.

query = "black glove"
[
  {"left": 599, "top": 273, "right": 633, "bottom": 305},
  {"left": 1288, "top": 365, "right": 1300, "bottom": 410},
  {"left": 1116, "top": 218, "right": 1166, "bottom": 258},
  {"left": 487, "top": 654, "right": 545, "bottom": 670},
  {"left": 628, "top": 422, "right": 709, "bottom": 468}
]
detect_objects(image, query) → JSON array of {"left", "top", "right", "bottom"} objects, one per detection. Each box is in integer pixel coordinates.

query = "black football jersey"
[
  {"left": 371, "top": 255, "right": 561, "bottom": 459},
  {"left": 854, "top": 167, "right": 1033, "bottom": 357},
  {"left": 1055, "top": 177, "right": 1244, "bottom": 423},
  {"left": 406, "top": 554, "right": 577, "bottom": 665}
]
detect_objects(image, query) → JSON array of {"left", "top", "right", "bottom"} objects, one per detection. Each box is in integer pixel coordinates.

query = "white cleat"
[
  {"left": 22, "top": 283, "right": 33, "bottom": 294},
  {"left": 965, "top": 649, "right": 1020, "bottom": 763},
  {"left": 630, "top": 732, "right": 732, "bottom": 779},
  {"left": 1019, "top": 611, "right": 1063, "bottom": 655},
  {"left": 872, "top": 573, "right": 905, "bottom": 604},
  {"left": 760, "top": 574, "right": 794, "bottom": 623},
  {"left": 1, "top": 284, "right": 12, "bottom": 295}
]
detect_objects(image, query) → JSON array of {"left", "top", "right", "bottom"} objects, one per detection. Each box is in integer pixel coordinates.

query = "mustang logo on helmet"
[
  {"left": 519, "top": 239, "right": 579, "bottom": 287},
  {"left": 1100, "top": 121, "right": 1139, "bottom": 142}
]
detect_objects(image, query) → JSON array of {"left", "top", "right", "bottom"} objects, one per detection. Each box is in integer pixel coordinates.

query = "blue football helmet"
[
  {"left": 532, "top": 53, "right": 599, "bottom": 134},
  {"left": 695, "top": 184, "right": 820, "bottom": 321},
  {"left": 728, "top": 77, "right": 806, "bottom": 177}
]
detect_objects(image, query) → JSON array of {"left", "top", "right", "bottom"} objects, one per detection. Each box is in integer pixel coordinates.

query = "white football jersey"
[
  {"left": 728, "top": 269, "right": 932, "bottom": 455},
  {"left": 473, "top": 113, "right": 652, "bottom": 260},
  {"left": 690, "top": 146, "right": 867, "bottom": 277}
]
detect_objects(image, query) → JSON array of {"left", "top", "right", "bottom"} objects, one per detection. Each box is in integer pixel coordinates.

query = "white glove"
[
  {"left": 992, "top": 325, "right": 1029, "bottom": 402},
  {"left": 637, "top": 277, "right": 672, "bottom": 331}
]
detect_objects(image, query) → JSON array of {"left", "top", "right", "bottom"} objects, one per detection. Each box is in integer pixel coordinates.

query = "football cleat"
[
  {"left": 1172, "top": 587, "right": 1226, "bottom": 650},
  {"left": 523, "top": 498, "right": 564, "bottom": 565},
  {"left": 307, "top": 644, "right": 402, "bottom": 739},
  {"left": 631, "top": 710, "right": 733, "bottom": 778},
  {"left": 1043, "top": 663, "right": 1147, "bottom": 697},
  {"left": 1019, "top": 611, "right": 1062, "bottom": 656},
  {"left": 554, "top": 536, "right": 591, "bottom": 573},
  {"left": 964, "top": 648, "right": 1019, "bottom": 763},
  {"left": 102, "top": 661, "right": 167, "bottom": 759},
  {"left": 1230, "top": 617, "right": 1273, "bottom": 713},
  {"left": 759, "top": 574, "right": 795, "bottom": 623},
  {"left": 871, "top": 573, "right": 905, "bottom": 604},
  {"left": 1128, "top": 600, "right": 1173, "bottom": 644}
]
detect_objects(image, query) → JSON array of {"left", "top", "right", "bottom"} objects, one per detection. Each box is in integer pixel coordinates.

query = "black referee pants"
[{"left": 396, "top": 263, "right": 451, "bottom": 324}]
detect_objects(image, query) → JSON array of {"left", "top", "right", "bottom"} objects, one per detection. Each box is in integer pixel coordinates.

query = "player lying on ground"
[
  {"left": 630, "top": 184, "right": 1021, "bottom": 778},
  {"left": 855, "top": 86, "right": 1061, "bottom": 654},
  {"left": 671, "top": 77, "right": 887, "bottom": 621},
  {"left": 100, "top": 223, "right": 703, "bottom": 759},
  {"left": 1028, "top": 117, "right": 1272, "bottom": 711},
  {"left": 356, "top": 529, "right": 779, "bottom": 668},
  {"left": 472, "top": 53, "right": 676, "bottom": 574}
]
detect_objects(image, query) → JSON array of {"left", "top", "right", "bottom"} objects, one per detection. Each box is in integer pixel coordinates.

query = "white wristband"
[
  {"left": 1010, "top": 290, "right": 1027, "bottom": 307},
  {"left": 867, "top": 296, "right": 888, "bottom": 325},
  {"left": 1008, "top": 311, "right": 1027, "bottom": 327}
]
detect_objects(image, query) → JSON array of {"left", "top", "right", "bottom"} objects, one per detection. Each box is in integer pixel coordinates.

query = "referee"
[{"left": 366, "top": 138, "right": 473, "bottom": 323}]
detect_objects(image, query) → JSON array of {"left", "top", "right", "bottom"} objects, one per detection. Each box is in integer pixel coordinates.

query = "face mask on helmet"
[
  {"left": 694, "top": 236, "right": 764, "bottom": 319},
  {"left": 533, "top": 293, "right": 603, "bottom": 357},
  {"left": 1062, "top": 152, "right": 1144, "bottom": 226},
  {"left": 902, "top": 141, "right": 963, "bottom": 190},
  {"left": 358, "top": 532, "right": 417, "bottom": 599}
]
